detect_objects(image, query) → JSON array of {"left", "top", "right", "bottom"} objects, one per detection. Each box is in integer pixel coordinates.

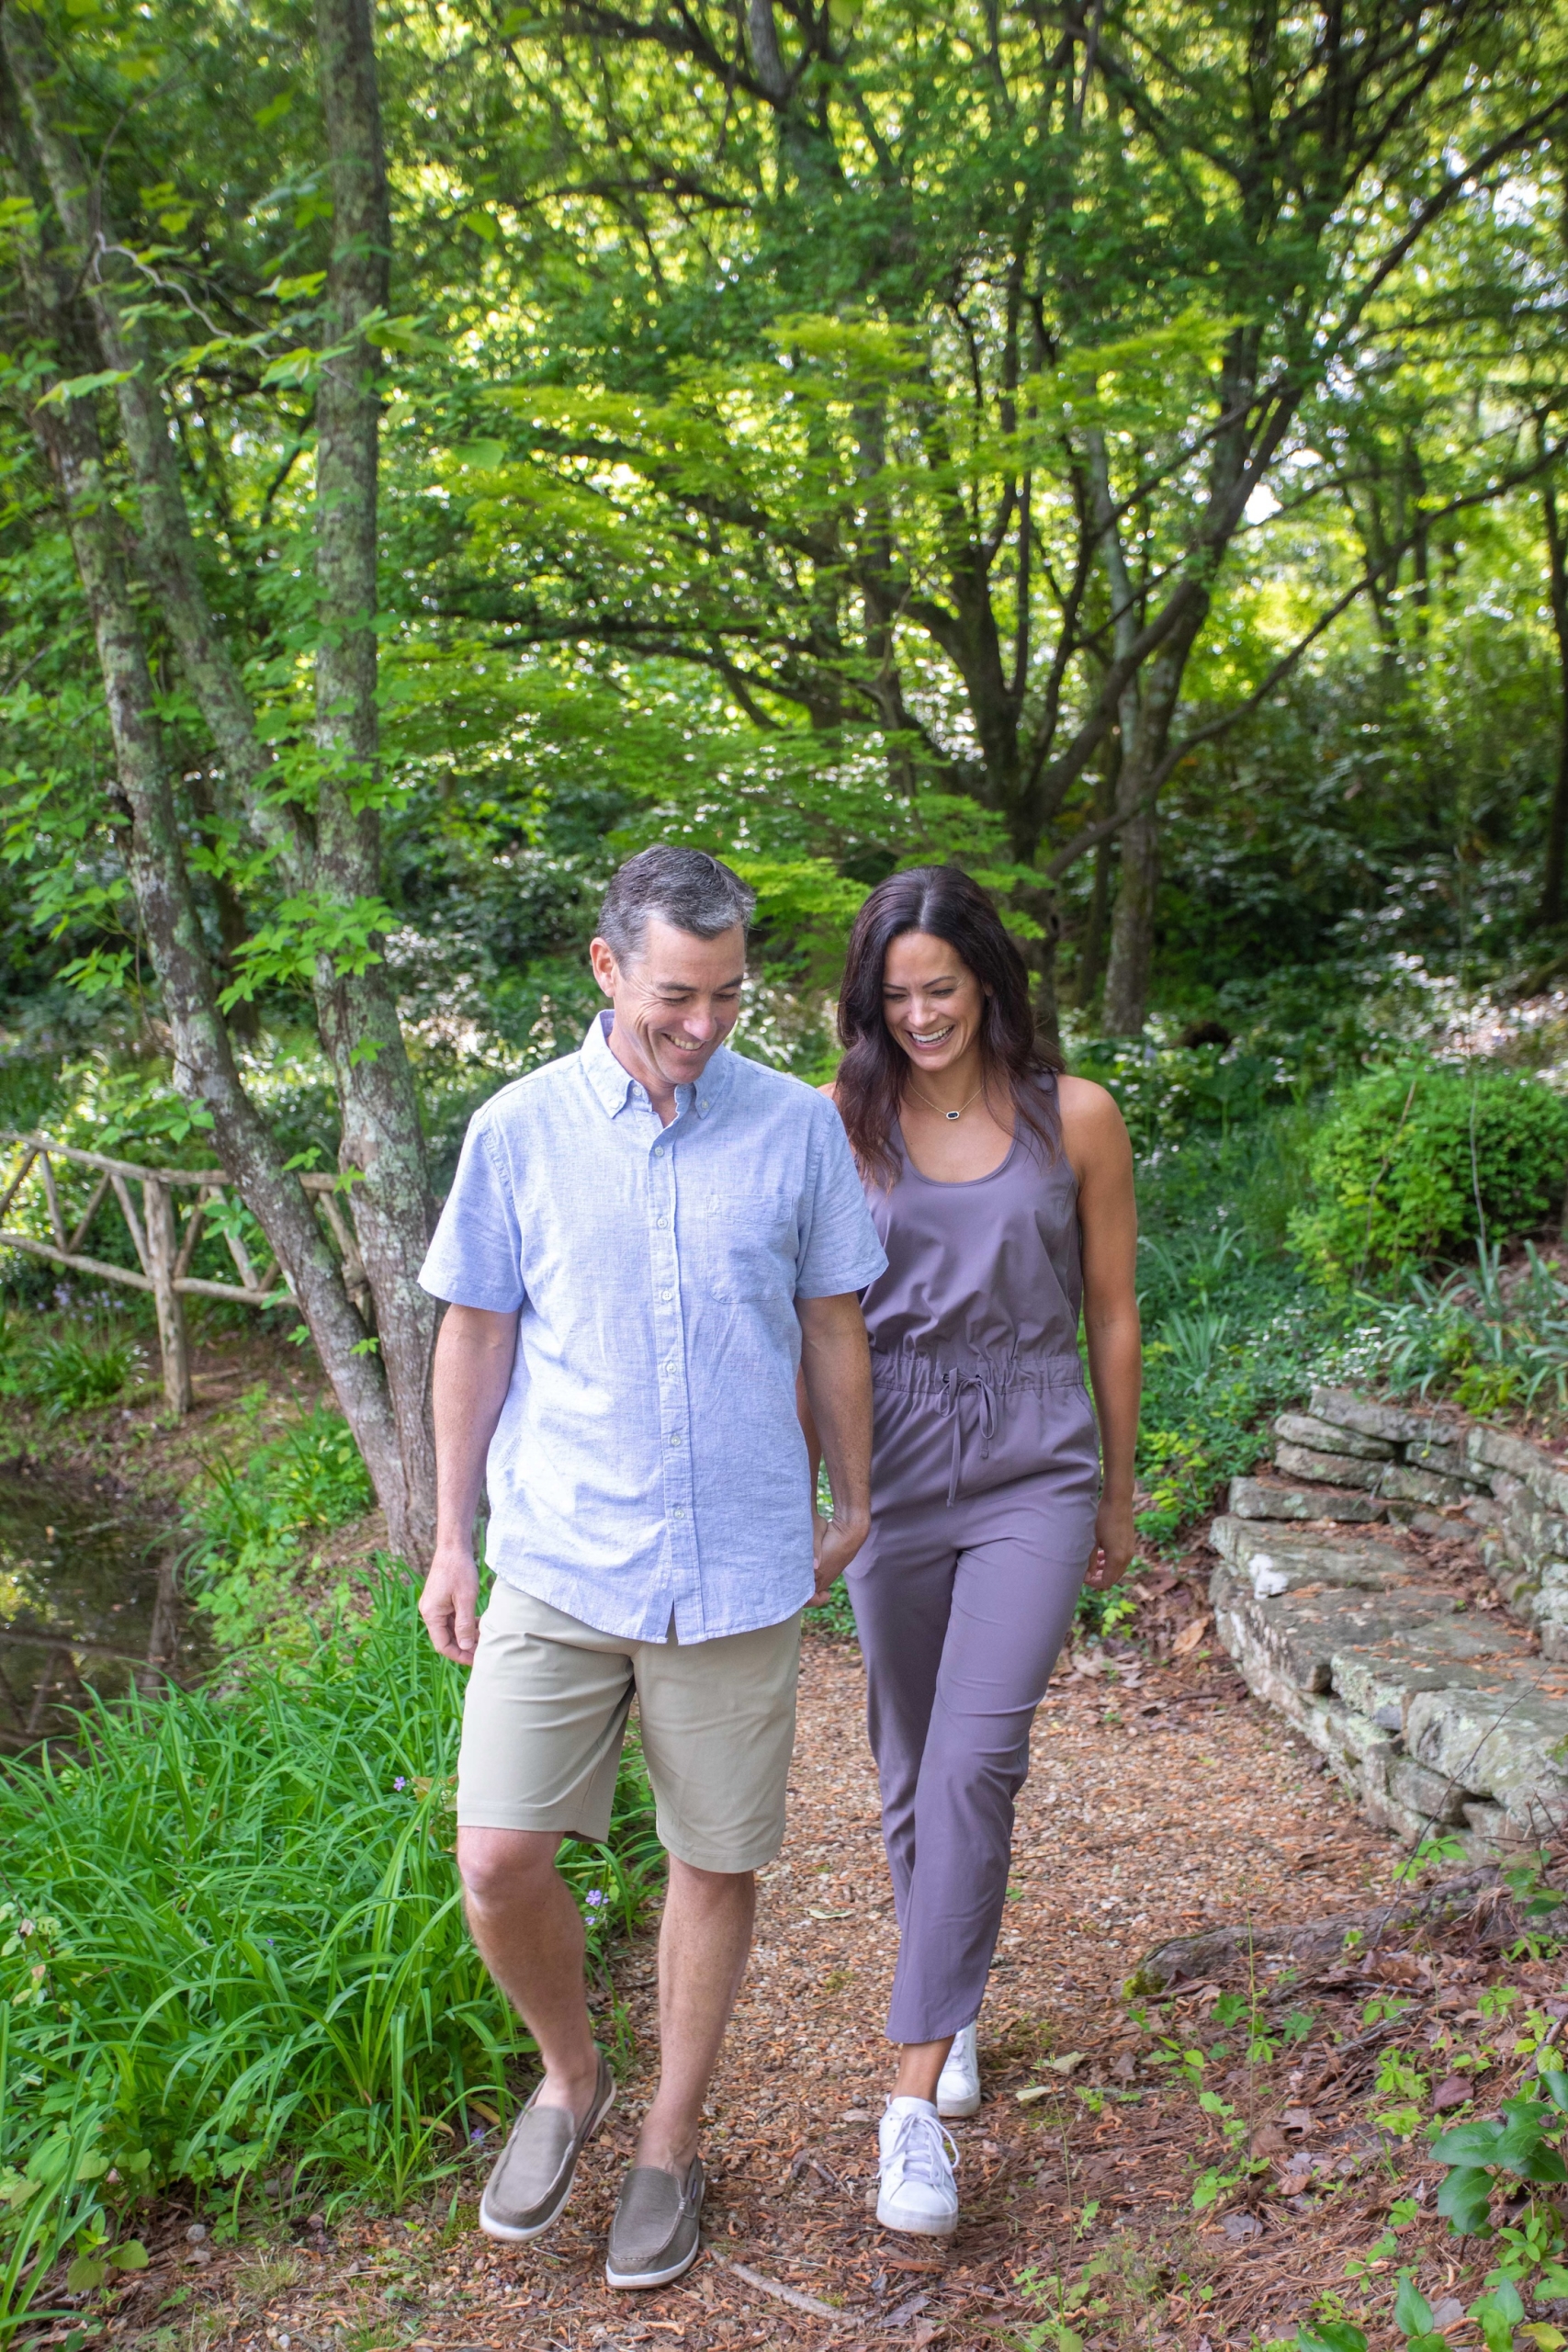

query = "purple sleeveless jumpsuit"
[{"left": 848, "top": 1089, "right": 1102, "bottom": 2046}]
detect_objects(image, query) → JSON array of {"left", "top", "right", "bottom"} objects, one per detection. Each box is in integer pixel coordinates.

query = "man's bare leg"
[
  {"left": 635, "top": 1859, "right": 755, "bottom": 2172},
  {"left": 457, "top": 1826, "right": 602, "bottom": 2123}
]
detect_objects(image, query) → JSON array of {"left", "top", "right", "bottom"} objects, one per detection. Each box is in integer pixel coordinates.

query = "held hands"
[
  {"left": 807, "top": 1508, "right": 870, "bottom": 1607},
  {"left": 419, "top": 1544, "right": 480, "bottom": 1666},
  {"left": 1083, "top": 1492, "right": 1137, "bottom": 1594}
]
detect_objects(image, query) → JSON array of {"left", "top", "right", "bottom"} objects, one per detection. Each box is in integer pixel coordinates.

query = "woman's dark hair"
[{"left": 834, "top": 865, "right": 1063, "bottom": 1183}]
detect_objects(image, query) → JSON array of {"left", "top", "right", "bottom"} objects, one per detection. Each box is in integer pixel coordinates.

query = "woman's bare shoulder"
[
  {"left": 818, "top": 1080, "right": 840, "bottom": 1102},
  {"left": 1055, "top": 1073, "right": 1131, "bottom": 1165}
]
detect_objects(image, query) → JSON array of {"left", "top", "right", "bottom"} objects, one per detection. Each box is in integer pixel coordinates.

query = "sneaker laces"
[{"left": 885, "top": 2106, "right": 959, "bottom": 2193}]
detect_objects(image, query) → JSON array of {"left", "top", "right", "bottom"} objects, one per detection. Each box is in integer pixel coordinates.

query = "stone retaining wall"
[{"left": 1207, "top": 1390, "right": 1568, "bottom": 1859}]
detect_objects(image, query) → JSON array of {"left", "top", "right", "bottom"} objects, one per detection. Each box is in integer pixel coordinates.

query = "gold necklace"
[{"left": 906, "top": 1077, "right": 987, "bottom": 1124}]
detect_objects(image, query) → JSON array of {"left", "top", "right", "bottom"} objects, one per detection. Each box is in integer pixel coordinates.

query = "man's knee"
[
  {"left": 666, "top": 1857, "right": 756, "bottom": 1905},
  {"left": 457, "top": 1825, "right": 561, "bottom": 1908}
]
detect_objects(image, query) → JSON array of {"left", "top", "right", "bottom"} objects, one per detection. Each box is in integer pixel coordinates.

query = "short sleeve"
[
  {"left": 418, "top": 1114, "right": 525, "bottom": 1311},
  {"left": 794, "top": 1104, "right": 888, "bottom": 1298}
]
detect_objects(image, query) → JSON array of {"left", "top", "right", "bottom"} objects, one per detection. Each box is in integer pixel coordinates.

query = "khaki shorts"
[{"left": 457, "top": 1581, "right": 803, "bottom": 1873}]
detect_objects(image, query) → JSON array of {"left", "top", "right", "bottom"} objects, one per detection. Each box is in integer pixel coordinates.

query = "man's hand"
[
  {"left": 420, "top": 1544, "right": 481, "bottom": 1665},
  {"left": 807, "top": 1510, "right": 870, "bottom": 1607},
  {"left": 1083, "top": 1493, "right": 1137, "bottom": 1593}
]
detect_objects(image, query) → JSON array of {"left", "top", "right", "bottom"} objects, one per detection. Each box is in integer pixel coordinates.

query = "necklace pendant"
[{"left": 945, "top": 1108, "right": 960, "bottom": 1121}]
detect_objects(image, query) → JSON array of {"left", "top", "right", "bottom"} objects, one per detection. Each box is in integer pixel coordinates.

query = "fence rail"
[{"left": 0, "top": 1130, "right": 366, "bottom": 1415}]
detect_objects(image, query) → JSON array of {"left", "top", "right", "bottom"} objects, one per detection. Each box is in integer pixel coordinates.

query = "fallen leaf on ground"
[{"left": 1172, "top": 1616, "right": 1213, "bottom": 1657}]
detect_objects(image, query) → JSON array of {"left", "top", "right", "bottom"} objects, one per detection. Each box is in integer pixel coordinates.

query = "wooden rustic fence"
[{"left": 0, "top": 1130, "right": 366, "bottom": 1415}]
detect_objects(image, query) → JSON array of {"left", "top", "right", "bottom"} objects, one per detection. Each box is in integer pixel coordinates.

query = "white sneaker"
[
  {"left": 936, "top": 2022, "right": 981, "bottom": 2118},
  {"left": 876, "top": 2097, "right": 959, "bottom": 2236}
]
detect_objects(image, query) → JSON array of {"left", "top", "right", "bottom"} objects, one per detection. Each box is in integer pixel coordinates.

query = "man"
[{"left": 417, "top": 844, "right": 885, "bottom": 2291}]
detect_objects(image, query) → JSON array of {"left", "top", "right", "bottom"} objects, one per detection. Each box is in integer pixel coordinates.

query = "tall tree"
[
  {"left": 419, "top": 0, "right": 1568, "bottom": 1028},
  {"left": 0, "top": 0, "right": 436, "bottom": 1556}
]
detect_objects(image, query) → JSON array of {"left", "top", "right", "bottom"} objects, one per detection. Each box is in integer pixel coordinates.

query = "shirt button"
[
  {"left": 669, "top": 1431, "right": 682, "bottom": 1446},
  {"left": 672, "top": 1504, "right": 685, "bottom": 1518},
  {"left": 656, "top": 1216, "right": 670, "bottom": 1228},
  {"left": 652, "top": 1145, "right": 664, "bottom": 1158},
  {"left": 661, "top": 1287, "right": 673, "bottom": 1302}
]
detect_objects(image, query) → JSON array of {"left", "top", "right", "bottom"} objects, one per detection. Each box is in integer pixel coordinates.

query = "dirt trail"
[{"left": 157, "top": 1624, "right": 1406, "bottom": 2352}]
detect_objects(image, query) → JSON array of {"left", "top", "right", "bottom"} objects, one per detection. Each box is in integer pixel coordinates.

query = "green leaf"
[
  {"left": 1394, "top": 2274, "right": 1434, "bottom": 2335},
  {"left": 108, "top": 2242, "right": 149, "bottom": 2271},
  {"left": 1540, "top": 2070, "right": 1568, "bottom": 2112},
  {"left": 1297, "top": 2324, "right": 1369, "bottom": 2352},
  {"left": 1435, "top": 2165, "right": 1495, "bottom": 2233},
  {"left": 65, "top": 2256, "right": 107, "bottom": 2291},
  {"left": 36, "top": 369, "right": 133, "bottom": 408},
  {"left": 1431, "top": 2120, "right": 1506, "bottom": 2165},
  {"left": 461, "top": 207, "right": 499, "bottom": 243},
  {"left": 254, "top": 92, "right": 292, "bottom": 127},
  {"left": 1494, "top": 2119, "right": 1565, "bottom": 2182}
]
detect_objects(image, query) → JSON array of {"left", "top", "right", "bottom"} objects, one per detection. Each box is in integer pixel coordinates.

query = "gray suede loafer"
[
  {"left": 478, "top": 2052, "right": 615, "bottom": 2242},
  {"left": 604, "top": 2154, "right": 706, "bottom": 2289}
]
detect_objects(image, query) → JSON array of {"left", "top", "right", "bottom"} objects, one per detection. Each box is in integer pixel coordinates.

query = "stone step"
[{"left": 1209, "top": 1511, "right": 1568, "bottom": 1857}]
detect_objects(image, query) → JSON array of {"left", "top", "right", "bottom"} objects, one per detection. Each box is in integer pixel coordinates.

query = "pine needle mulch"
[{"left": 102, "top": 1578, "right": 1562, "bottom": 2352}]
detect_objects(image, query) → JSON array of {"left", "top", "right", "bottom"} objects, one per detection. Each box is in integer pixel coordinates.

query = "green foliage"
[
  {"left": 1432, "top": 2081, "right": 1568, "bottom": 2235},
  {"left": 1073, "top": 1036, "right": 1295, "bottom": 1157},
  {"left": 1290, "top": 1064, "right": 1568, "bottom": 1283},
  {"left": 0, "top": 1567, "right": 662, "bottom": 2222},
  {"left": 183, "top": 1405, "right": 376, "bottom": 1657},
  {"left": 0, "top": 1317, "right": 142, "bottom": 1421},
  {"left": 1340, "top": 1241, "right": 1568, "bottom": 1418}
]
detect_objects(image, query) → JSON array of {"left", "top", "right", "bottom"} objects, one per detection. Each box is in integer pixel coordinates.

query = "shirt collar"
[{"left": 578, "top": 1009, "right": 733, "bottom": 1123}]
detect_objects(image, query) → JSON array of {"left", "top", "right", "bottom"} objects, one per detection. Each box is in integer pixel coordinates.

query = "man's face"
[{"left": 589, "top": 917, "right": 746, "bottom": 1096}]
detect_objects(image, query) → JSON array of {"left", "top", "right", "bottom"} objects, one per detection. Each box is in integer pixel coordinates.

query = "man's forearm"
[
  {"left": 433, "top": 1306, "right": 521, "bottom": 1555},
  {"left": 797, "top": 1297, "right": 873, "bottom": 1533}
]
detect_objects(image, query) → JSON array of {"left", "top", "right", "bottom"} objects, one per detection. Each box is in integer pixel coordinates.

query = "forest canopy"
[{"left": 0, "top": 0, "right": 1565, "bottom": 1542}]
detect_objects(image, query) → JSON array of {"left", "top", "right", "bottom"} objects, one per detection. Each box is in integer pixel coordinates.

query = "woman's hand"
[{"left": 1084, "top": 1492, "right": 1137, "bottom": 1592}]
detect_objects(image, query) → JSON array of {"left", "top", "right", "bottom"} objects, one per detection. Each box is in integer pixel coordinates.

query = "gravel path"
[{"left": 159, "top": 1605, "right": 1413, "bottom": 2352}]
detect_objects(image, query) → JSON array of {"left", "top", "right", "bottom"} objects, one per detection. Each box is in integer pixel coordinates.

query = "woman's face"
[{"left": 880, "top": 930, "right": 987, "bottom": 1075}]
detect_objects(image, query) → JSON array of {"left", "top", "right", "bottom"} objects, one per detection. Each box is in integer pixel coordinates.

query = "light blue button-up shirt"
[{"left": 418, "top": 1011, "right": 886, "bottom": 1642}]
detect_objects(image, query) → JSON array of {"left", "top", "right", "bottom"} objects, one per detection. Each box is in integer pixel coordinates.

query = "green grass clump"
[
  {"left": 0, "top": 1311, "right": 145, "bottom": 1421},
  {"left": 0, "top": 1567, "right": 661, "bottom": 2269}
]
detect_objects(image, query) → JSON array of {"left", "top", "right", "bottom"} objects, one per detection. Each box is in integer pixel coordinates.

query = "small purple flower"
[
  {"left": 392, "top": 1777, "right": 407, "bottom": 1792},
  {"left": 469, "top": 2127, "right": 486, "bottom": 2144},
  {"left": 585, "top": 1890, "right": 606, "bottom": 1909}
]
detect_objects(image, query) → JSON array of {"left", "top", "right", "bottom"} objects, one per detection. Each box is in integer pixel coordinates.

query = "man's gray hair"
[{"left": 597, "top": 845, "right": 756, "bottom": 966}]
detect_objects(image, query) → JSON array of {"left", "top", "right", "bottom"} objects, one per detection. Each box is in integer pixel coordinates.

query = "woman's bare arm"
[{"left": 1058, "top": 1075, "right": 1141, "bottom": 1589}]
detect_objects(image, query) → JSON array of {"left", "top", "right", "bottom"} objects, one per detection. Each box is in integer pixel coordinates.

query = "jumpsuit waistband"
[{"left": 870, "top": 1347, "right": 1087, "bottom": 1508}]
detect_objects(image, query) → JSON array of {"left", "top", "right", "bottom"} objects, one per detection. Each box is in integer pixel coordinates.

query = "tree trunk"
[
  {"left": 1100, "top": 800, "right": 1160, "bottom": 1035},
  {"left": 312, "top": 0, "right": 438, "bottom": 1560},
  {"left": 0, "top": 38, "right": 420, "bottom": 1554},
  {"left": 1074, "top": 746, "right": 1117, "bottom": 1012},
  {"left": 1089, "top": 429, "right": 1157, "bottom": 1036},
  {"left": 1540, "top": 479, "right": 1568, "bottom": 929}
]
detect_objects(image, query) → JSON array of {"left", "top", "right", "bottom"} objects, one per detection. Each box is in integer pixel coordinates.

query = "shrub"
[
  {"left": 0, "top": 1567, "right": 661, "bottom": 2235},
  {"left": 1289, "top": 1062, "right": 1568, "bottom": 1282},
  {"left": 184, "top": 1405, "right": 376, "bottom": 1656}
]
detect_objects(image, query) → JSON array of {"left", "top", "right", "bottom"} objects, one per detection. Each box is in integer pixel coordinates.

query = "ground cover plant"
[
  {"left": 0, "top": 1568, "right": 662, "bottom": 2345},
  {"left": 182, "top": 1402, "right": 378, "bottom": 1658}
]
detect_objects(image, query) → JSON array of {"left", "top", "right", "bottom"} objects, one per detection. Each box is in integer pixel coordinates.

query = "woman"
[{"left": 811, "top": 866, "right": 1140, "bottom": 2238}]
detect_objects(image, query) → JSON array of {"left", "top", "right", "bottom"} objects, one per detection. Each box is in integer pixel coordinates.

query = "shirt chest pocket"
[{"left": 682, "top": 1182, "right": 800, "bottom": 1301}]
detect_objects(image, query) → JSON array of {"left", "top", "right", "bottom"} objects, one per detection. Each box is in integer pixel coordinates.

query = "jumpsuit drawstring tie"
[{"left": 942, "top": 1371, "right": 1000, "bottom": 1509}]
